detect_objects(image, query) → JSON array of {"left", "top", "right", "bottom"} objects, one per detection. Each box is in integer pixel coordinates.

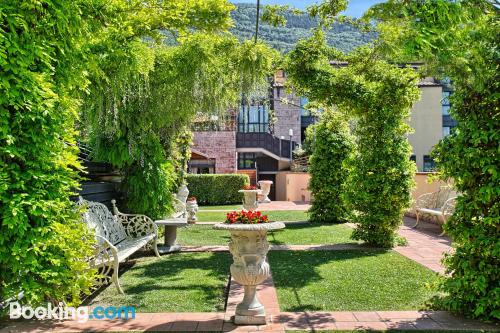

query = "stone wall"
[
  {"left": 273, "top": 87, "right": 302, "bottom": 143},
  {"left": 192, "top": 131, "right": 237, "bottom": 174}
]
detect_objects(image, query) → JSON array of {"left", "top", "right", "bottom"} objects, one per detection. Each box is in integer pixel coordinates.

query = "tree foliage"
[
  {"left": 0, "top": 0, "right": 278, "bottom": 306},
  {"left": 285, "top": 32, "right": 420, "bottom": 247},
  {"left": 307, "top": 110, "right": 354, "bottom": 224},
  {"left": 366, "top": 0, "right": 499, "bottom": 321},
  {"left": 82, "top": 29, "right": 278, "bottom": 219}
]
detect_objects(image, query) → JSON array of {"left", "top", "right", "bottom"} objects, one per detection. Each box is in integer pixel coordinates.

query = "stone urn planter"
[
  {"left": 238, "top": 189, "right": 262, "bottom": 211},
  {"left": 257, "top": 180, "right": 273, "bottom": 203},
  {"left": 186, "top": 197, "right": 198, "bottom": 224},
  {"left": 213, "top": 221, "right": 285, "bottom": 325}
]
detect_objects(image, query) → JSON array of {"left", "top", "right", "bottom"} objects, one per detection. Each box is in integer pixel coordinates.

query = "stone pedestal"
[
  {"left": 213, "top": 222, "right": 285, "bottom": 325},
  {"left": 155, "top": 218, "right": 187, "bottom": 254},
  {"left": 258, "top": 181, "right": 273, "bottom": 203},
  {"left": 238, "top": 190, "right": 262, "bottom": 211}
]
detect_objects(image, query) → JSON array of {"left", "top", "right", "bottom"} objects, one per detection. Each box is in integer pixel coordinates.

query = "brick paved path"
[
  {"left": 2, "top": 217, "right": 497, "bottom": 332},
  {"left": 394, "top": 218, "right": 452, "bottom": 274}
]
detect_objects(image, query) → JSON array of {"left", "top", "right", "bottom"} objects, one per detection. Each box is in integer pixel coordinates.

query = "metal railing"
[{"left": 236, "top": 132, "right": 297, "bottom": 159}]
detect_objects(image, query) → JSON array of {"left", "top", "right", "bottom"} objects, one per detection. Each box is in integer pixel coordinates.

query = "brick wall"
[{"left": 192, "top": 131, "right": 237, "bottom": 174}]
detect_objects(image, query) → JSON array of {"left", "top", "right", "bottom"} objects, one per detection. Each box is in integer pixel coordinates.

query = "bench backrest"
[
  {"left": 433, "top": 187, "right": 456, "bottom": 209},
  {"left": 78, "top": 197, "right": 127, "bottom": 245}
]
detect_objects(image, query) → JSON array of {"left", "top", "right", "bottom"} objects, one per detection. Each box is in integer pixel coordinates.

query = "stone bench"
[
  {"left": 414, "top": 187, "right": 457, "bottom": 236},
  {"left": 78, "top": 197, "right": 160, "bottom": 294}
]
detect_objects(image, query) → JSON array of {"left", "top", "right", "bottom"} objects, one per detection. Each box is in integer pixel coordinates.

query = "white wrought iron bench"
[
  {"left": 414, "top": 186, "right": 457, "bottom": 236},
  {"left": 78, "top": 197, "right": 159, "bottom": 294}
]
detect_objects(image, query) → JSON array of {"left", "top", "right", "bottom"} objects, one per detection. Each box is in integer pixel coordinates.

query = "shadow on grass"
[
  {"left": 268, "top": 249, "right": 389, "bottom": 311},
  {"left": 84, "top": 252, "right": 231, "bottom": 312}
]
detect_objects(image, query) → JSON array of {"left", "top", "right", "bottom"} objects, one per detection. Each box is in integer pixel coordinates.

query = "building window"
[
  {"left": 238, "top": 101, "right": 269, "bottom": 133},
  {"left": 442, "top": 91, "right": 452, "bottom": 115},
  {"left": 300, "top": 97, "right": 310, "bottom": 116},
  {"left": 410, "top": 155, "right": 416, "bottom": 163},
  {"left": 423, "top": 155, "right": 436, "bottom": 172},
  {"left": 442, "top": 126, "right": 451, "bottom": 137},
  {"left": 238, "top": 153, "right": 257, "bottom": 170}
]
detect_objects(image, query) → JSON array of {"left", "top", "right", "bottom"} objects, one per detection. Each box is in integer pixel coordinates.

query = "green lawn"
[
  {"left": 177, "top": 223, "right": 358, "bottom": 246},
  {"left": 269, "top": 250, "right": 439, "bottom": 312},
  {"left": 196, "top": 210, "right": 309, "bottom": 222},
  {"left": 198, "top": 204, "right": 242, "bottom": 211},
  {"left": 88, "top": 252, "right": 230, "bottom": 312}
]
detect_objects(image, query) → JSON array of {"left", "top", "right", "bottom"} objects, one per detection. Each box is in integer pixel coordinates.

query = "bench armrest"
[
  {"left": 111, "top": 199, "right": 158, "bottom": 237},
  {"left": 115, "top": 212, "right": 158, "bottom": 238},
  {"left": 441, "top": 197, "right": 457, "bottom": 217},
  {"left": 90, "top": 235, "right": 118, "bottom": 266}
]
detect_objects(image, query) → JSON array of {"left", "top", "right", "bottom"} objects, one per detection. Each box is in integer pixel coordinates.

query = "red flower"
[{"left": 224, "top": 210, "right": 269, "bottom": 224}]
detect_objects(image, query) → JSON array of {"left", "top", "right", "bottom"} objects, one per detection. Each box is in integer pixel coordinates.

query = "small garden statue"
[
  {"left": 176, "top": 183, "right": 189, "bottom": 204},
  {"left": 186, "top": 197, "right": 198, "bottom": 224},
  {"left": 238, "top": 185, "right": 262, "bottom": 211},
  {"left": 214, "top": 211, "right": 285, "bottom": 325}
]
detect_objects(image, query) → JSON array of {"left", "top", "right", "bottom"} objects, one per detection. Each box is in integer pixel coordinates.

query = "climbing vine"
[
  {"left": 0, "top": 0, "right": 96, "bottom": 306},
  {"left": 83, "top": 33, "right": 278, "bottom": 219},
  {"left": 0, "top": 0, "right": 277, "bottom": 307},
  {"left": 307, "top": 109, "right": 354, "bottom": 224},
  {"left": 285, "top": 31, "right": 420, "bottom": 247}
]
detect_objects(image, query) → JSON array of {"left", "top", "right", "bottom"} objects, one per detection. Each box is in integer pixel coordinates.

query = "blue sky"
[{"left": 230, "top": 0, "right": 385, "bottom": 18}]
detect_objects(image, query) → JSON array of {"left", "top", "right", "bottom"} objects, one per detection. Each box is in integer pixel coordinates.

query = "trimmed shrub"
[
  {"left": 186, "top": 174, "right": 249, "bottom": 205},
  {"left": 307, "top": 110, "right": 354, "bottom": 223}
]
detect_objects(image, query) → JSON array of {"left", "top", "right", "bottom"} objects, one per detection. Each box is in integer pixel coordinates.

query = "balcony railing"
[{"left": 236, "top": 132, "right": 297, "bottom": 159}]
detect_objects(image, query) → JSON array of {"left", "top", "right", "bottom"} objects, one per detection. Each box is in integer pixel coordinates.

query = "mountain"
[{"left": 230, "top": 3, "right": 376, "bottom": 53}]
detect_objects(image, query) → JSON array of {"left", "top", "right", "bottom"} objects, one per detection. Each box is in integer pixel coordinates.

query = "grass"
[
  {"left": 198, "top": 204, "right": 242, "bottom": 211},
  {"left": 196, "top": 210, "right": 309, "bottom": 222},
  {"left": 269, "top": 250, "right": 440, "bottom": 312},
  {"left": 177, "top": 223, "right": 358, "bottom": 246},
  {"left": 88, "top": 252, "right": 231, "bottom": 312}
]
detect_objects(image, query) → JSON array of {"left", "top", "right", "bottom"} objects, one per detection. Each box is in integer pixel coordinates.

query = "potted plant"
[
  {"left": 238, "top": 185, "right": 262, "bottom": 211},
  {"left": 213, "top": 211, "right": 285, "bottom": 325},
  {"left": 186, "top": 196, "right": 198, "bottom": 224}
]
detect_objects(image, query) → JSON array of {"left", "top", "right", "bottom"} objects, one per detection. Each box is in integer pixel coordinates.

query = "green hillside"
[{"left": 231, "top": 3, "right": 376, "bottom": 53}]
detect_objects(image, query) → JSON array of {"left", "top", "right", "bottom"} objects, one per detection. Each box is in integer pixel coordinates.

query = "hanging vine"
[{"left": 81, "top": 29, "right": 278, "bottom": 219}]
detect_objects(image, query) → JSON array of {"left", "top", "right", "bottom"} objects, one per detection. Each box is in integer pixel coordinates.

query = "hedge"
[{"left": 186, "top": 174, "right": 250, "bottom": 205}]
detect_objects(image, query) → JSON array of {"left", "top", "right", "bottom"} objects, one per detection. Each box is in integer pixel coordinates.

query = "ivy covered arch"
[{"left": 285, "top": 32, "right": 421, "bottom": 247}]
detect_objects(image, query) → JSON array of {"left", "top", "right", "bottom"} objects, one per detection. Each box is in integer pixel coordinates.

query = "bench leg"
[
  {"left": 412, "top": 211, "right": 420, "bottom": 228},
  {"left": 438, "top": 215, "right": 447, "bottom": 236},
  {"left": 153, "top": 237, "right": 160, "bottom": 258},
  {"left": 112, "top": 261, "right": 124, "bottom": 294}
]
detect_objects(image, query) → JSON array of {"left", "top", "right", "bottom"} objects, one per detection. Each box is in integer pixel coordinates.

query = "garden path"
[{"left": 2, "top": 217, "right": 495, "bottom": 333}]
